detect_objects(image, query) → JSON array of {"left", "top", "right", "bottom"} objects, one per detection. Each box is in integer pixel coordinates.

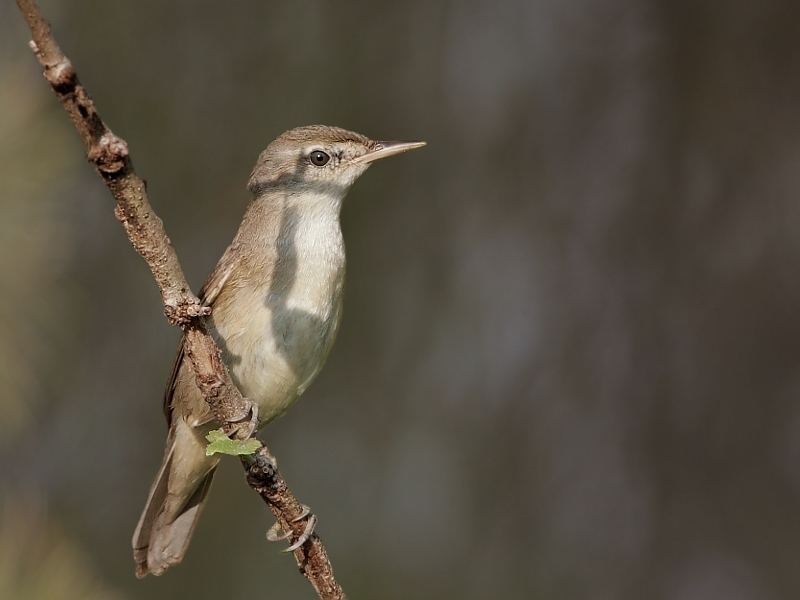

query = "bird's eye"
[{"left": 310, "top": 150, "right": 330, "bottom": 166}]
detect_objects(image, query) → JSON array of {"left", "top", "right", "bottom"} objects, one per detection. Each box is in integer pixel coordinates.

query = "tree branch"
[{"left": 16, "top": 1, "right": 346, "bottom": 598}]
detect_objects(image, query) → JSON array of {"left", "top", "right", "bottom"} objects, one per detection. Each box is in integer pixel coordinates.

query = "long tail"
[{"left": 133, "top": 417, "right": 219, "bottom": 577}]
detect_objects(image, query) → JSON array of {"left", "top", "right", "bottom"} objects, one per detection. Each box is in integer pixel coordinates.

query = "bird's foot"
[
  {"left": 266, "top": 521, "right": 291, "bottom": 542},
  {"left": 265, "top": 505, "right": 317, "bottom": 552},
  {"left": 284, "top": 507, "right": 317, "bottom": 553},
  {"left": 229, "top": 397, "right": 259, "bottom": 438}
]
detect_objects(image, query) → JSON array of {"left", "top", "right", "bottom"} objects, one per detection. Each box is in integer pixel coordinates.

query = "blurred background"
[{"left": 2, "top": 0, "right": 800, "bottom": 598}]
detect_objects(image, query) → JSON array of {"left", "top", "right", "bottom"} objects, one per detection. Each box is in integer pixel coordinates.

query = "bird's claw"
[
  {"left": 266, "top": 521, "right": 292, "bottom": 542},
  {"left": 230, "top": 397, "right": 259, "bottom": 438},
  {"left": 283, "top": 513, "right": 317, "bottom": 553},
  {"left": 265, "top": 505, "right": 317, "bottom": 552},
  {"left": 292, "top": 504, "right": 312, "bottom": 522}
]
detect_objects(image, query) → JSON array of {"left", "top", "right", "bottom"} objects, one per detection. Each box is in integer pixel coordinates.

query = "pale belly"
[{"left": 209, "top": 269, "right": 344, "bottom": 426}]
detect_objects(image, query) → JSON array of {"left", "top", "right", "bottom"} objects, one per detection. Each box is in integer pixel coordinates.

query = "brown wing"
[
  {"left": 162, "top": 242, "right": 241, "bottom": 426},
  {"left": 197, "top": 240, "right": 241, "bottom": 305},
  {"left": 162, "top": 344, "right": 186, "bottom": 426}
]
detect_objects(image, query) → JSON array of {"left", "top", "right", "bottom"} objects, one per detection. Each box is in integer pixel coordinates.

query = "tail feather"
[
  {"left": 133, "top": 435, "right": 174, "bottom": 576},
  {"left": 133, "top": 418, "right": 218, "bottom": 577}
]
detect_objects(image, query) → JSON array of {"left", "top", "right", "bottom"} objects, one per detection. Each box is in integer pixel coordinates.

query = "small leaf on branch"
[{"left": 205, "top": 429, "right": 261, "bottom": 456}]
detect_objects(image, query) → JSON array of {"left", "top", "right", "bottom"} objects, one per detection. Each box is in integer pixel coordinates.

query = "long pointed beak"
[{"left": 351, "top": 140, "right": 427, "bottom": 165}]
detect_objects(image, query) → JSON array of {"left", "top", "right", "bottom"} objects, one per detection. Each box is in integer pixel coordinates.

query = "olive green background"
[{"left": 3, "top": 1, "right": 800, "bottom": 598}]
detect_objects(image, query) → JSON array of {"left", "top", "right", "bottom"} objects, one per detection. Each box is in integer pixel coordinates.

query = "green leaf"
[{"left": 205, "top": 429, "right": 261, "bottom": 456}]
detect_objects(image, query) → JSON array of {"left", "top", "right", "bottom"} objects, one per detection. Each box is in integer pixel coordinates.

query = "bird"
[{"left": 132, "top": 125, "right": 425, "bottom": 577}]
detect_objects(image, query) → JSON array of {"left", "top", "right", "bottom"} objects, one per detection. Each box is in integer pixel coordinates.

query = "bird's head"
[{"left": 248, "top": 125, "right": 425, "bottom": 198}]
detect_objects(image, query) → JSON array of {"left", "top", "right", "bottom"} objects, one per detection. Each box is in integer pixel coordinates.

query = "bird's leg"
[
  {"left": 229, "top": 397, "right": 259, "bottom": 438},
  {"left": 265, "top": 505, "right": 317, "bottom": 552}
]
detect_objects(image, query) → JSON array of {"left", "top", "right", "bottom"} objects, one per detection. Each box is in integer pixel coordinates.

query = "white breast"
[{"left": 211, "top": 200, "right": 346, "bottom": 425}]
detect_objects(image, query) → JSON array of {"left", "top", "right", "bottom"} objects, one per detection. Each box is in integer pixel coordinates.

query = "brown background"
[{"left": 2, "top": 1, "right": 800, "bottom": 598}]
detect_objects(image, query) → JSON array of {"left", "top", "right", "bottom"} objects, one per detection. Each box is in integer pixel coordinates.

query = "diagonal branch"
[{"left": 15, "top": 1, "right": 346, "bottom": 598}]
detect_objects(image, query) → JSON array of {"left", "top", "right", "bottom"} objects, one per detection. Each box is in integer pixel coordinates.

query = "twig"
[
  {"left": 246, "top": 449, "right": 346, "bottom": 600},
  {"left": 15, "top": 1, "right": 346, "bottom": 598}
]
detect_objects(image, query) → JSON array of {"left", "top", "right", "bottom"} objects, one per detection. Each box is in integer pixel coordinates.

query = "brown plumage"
[{"left": 132, "top": 126, "right": 424, "bottom": 577}]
